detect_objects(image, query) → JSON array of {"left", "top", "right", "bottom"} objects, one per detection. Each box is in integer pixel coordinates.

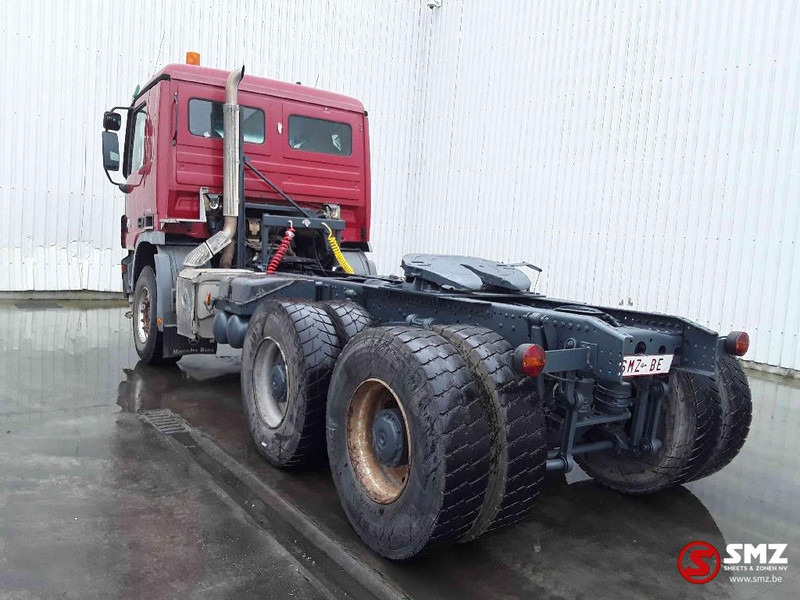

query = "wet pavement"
[{"left": 1, "top": 302, "right": 798, "bottom": 599}]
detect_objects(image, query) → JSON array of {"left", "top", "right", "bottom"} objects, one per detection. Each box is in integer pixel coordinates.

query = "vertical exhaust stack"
[{"left": 184, "top": 66, "right": 245, "bottom": 268}]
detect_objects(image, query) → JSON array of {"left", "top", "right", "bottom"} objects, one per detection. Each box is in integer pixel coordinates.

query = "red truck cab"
[
  {"left": 101, "top": 60, "right": 374, "bottom": 359},
  {"left": 114, "top": 63, "right": 371, "bottom": 251}
]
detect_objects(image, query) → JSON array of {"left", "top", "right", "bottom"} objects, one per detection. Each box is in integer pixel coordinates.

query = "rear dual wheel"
[
  {"left": 576, "top": 354, "right": 751, "bottom": 494},
  {"left": 241, "top": 302, "right": 546, "bottom": 558},
  {"left": 576, "top": 372, "right": 721, "bottom": 494},
  {"left": 327, "top": 326, "right": 493, "bottom": 559},
  {"left": 241, "top": 300, "right": 340, "bottom": 468},
  {"left": 690, "top": 355, "right": 752, "bottom": 481},
  {"left": 239, "top": 299, "right": 372, "bottom": 468},
  {"left": 320, "top": 300, "right": 373, "bottom": 346},
  {"left": 432, "top": 325, "right": 546, "bottom": 538}
]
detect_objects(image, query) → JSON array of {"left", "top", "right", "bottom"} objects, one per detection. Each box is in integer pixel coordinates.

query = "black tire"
[
  {"left": 691, "top": 355, "right": 752, "bottom": 480},
  {"left": 319, "top": 300, "right": 373, "bottom": 346},
  {"left": 241, "top": 300, "right": 340, "bottom": 468},
  {"left": 132, "top": 266, "right": 179, "bottom": 365},
  {"left": 326, "top": 326, "right": 492, "bottom": 559},
  {"left": 575, "top": 372, "right": 721, "bottom": 494},
  {"left": 432, "top": 325, "right": 546, "bottom": 539}
]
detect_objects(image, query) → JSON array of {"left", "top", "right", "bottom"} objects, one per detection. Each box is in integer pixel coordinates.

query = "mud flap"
[
  {"left": 162, "top": 326, "right": 217, "bottom": 358},
  {"left": 342, "top": 250, "right": 377, "bottom": 276}
]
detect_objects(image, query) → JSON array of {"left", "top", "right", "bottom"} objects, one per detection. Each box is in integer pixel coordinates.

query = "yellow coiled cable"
[{"left": 323, "top": 223, "right": 354, "bottom": 274}]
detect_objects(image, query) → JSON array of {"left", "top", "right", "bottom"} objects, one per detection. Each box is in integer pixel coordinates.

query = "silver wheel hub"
[
  {"left": 136, "top": 287, "right": 151, "bottom": 344},
  {"left": 252, "top": 338, "right": 289, "bottom": 428}
]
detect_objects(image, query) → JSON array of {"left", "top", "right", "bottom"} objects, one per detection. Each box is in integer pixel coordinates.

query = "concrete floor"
[{"left": 1, "top": 302, "right": 798, "bottom": 599}]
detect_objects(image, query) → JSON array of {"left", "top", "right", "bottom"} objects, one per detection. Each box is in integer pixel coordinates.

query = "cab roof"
[{"left": 141, "top": 64, "right": 366, "bottom": 113}]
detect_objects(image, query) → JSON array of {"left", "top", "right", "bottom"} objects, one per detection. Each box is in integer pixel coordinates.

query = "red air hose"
[{"left": 266, "top": 226, "right": 295, "bottom": 274}]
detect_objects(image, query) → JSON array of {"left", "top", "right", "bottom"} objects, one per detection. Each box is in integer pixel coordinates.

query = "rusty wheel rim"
[
  {"left": 136, "top": 287, "right": 151, "bottom": 344},
  {"left": 346, "top": 378, "right": 411, "bottom": 504}
]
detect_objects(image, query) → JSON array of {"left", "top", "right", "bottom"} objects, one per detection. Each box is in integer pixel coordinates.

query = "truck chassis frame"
[{"left": 200, "top": 263, "right": 721, "bottom": 473}]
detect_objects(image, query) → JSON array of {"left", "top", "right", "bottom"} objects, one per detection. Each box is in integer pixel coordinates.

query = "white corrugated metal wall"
[
  {"left": 0, "top": 0, "right": 429, "bottom": 290},
  {"left": 402, "top": 0, "right": 800, "bottom": 370},
  {"left": 1, "top": 1, "right": 798, "bottom": 370}
]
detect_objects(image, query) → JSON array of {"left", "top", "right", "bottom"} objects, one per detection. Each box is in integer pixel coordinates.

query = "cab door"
[{"left": 123, "top": 87, "right": 159, "bottom": 247}]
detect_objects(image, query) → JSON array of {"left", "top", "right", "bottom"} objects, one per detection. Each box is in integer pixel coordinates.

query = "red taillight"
[
  {"left": 725, "top": 331, "right": 750, "bottom": 356},
  {"left": 514, "top": 344, "right": 547, "bottom": 377}
]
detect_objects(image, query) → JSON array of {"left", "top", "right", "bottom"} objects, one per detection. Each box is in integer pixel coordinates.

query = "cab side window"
[
  {"left": 288, "top": 115, "right": 352, "bottom": 156},
  {"left": 188, "top": 98, "right": 265, "bottom": 144},
  {"left": 129, "top": 108, "right": 147, "bottom": 174}
]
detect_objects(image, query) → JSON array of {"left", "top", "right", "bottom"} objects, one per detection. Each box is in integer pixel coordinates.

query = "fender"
[
  {"left": 131, "top": 234, "right": 195, "bottom": 331},
  {"left": 129, "top": 231, "right": 165, "bottom": 294}
]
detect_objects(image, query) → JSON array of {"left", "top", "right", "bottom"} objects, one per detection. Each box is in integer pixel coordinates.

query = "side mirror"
[
  {"left": 103, "top": 111, "right": 122, "bottom": 131},
  {"left": 102, "top": 131, "right": 120, "bottom": 171}
]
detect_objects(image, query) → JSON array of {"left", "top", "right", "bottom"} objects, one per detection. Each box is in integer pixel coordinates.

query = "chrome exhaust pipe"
[{"left": 184, "top": 66, "right": 245, "bottom": 268}]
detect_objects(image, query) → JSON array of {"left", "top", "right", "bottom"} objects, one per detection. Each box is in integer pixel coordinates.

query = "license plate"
[{"left": 621, "top": 354, "right": 674, "bottom": 377}]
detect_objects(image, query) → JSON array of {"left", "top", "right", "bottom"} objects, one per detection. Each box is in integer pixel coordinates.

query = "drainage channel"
[
  {"left": 141, "top": 409, "right": 191, "bottom": 434},
  {"left": 140, "top": 410, "right": 405, "bottom": 600}
]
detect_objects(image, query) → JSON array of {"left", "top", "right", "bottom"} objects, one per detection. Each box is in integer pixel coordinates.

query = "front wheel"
[{"left": 132, "top": 266, "right": 178, "bottom": 365}]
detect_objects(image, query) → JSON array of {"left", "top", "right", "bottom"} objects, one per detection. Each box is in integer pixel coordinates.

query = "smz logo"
[
  {"left": 678, "top": 541, "right": 789, "bottom": 584},
  {"left": 678, "top": 541, "right": 721, "bottom": 584},
  {"left": 724, "top": 543, "right": 788, "bottom": 565}
]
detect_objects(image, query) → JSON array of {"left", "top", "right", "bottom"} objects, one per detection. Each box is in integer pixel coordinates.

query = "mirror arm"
[
  {"left": 107, "top": 105, "right": 132, "bottom": 116},
  {"left": 103, "top": 167, "right": 126, "bottom": 187},
  {"left": 102, "top": 166, "right": 136, "bottom": 194}
]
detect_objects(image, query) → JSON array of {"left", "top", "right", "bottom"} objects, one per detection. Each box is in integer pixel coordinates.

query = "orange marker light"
[
  {"left": 186, "top": 52, "right": 201, "bottom": 65},
  {"left": 514, "top": 344, "right": 547, "bottom": 377},
  {"left": 725, "top": 331, "right": 750, "bottom": 356}
]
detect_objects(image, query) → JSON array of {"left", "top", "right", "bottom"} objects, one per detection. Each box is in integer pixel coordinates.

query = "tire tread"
[
  {"left": 432, "top": 325, "right": 546, "bottom": 537},
  {"left": 691, "top": 355, "right": 752, "bottom": 480},
  {"left": 242, "top": 300, "right": 340, "bottom": 468},
  {"left": 320, "top": 301, "right": 373, "bottom": 346}
]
